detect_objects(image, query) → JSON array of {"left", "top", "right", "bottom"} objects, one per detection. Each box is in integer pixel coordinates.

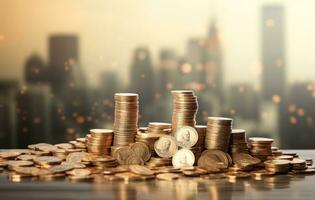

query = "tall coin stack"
[
  {"left": 248, "top": 137, "right": 273, "bottom": 161},
  {"left": 190, "top": 125, "right": 207, "bottom": 162},
  {"left": 87, "top": 129, "right": 113, "bottom": 156},
  {"left": 229, "top": 129, "right": 249, "bottom": 154},
  {"left": 171, "top": 90, "right": 198, "bottom": 133},
  {"left": 113, "top": 93, "right": 139, "bottom": 146},
  {"left": 205, "top": 117, "right": 233, "bottom": 152}
]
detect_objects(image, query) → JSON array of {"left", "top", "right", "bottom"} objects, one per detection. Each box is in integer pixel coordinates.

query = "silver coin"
[
  {"left": 154, "top": 135, "right": 178, "bottom": 158},
  {"left": 174, "top": 126, "right": 198, "bottom": 148},
  {"left": 172, "top": 149, "right": 195, "bottom": 169}
]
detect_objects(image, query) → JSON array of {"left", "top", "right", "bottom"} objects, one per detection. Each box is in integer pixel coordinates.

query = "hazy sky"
[{"left": 1, "top": 0, "right": 315, "bottom": 87}]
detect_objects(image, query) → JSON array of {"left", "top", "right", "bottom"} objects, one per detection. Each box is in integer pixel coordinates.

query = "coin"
[
  {"left": 16, "top": 154, "right": 37, "bottom": 161},
  {"left": 154, "top": 135, "right": 178, "bottom": 158},
  {"left": 33, "top": 156, "right": 62, "bottom": 165},
  {"left": 48, "top": 163, "right": 73, "bottom": 174},
  {"left": 66, "top": 152, "right": 89, "bottom": 163},
  {"left": 156, "top": 173, "right": 180, "bottom": 181},
  {"left": 174, "top": 126, "right": 198, "bottom": 148},
  {"left": 14, "top": 167, "right": 42, "bottom": 176},
  {"left": 0, "top": 151, "right": 21, "bottom": 159},
  {"left": 113, "top": 146, "right": 130, "bottom": 165},
  {"left": 198, "top": 150, "right": 230, "bottom": 170},
  {"left": 172, "top": 149, "right": 195, "bottom": 169},
  {"left": 67, "top": 169, "right": 91, "bottom": 176},
  {"left": 129, "top": 142, "right": 151, "bottom": 162},
  {"left": 129, "top": 165, "right": 154, "bottom": 176}
]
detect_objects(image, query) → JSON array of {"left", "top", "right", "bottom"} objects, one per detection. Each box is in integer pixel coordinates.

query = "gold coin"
[
  {"left": 129, "top": 165, "right": 154, "bottom": 176},
  {"left": 156, "top": 173, "right": 180, "bottom": 181}
]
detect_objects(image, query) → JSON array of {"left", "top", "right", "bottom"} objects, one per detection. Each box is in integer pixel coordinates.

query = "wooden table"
[{"left": 0, "top": 150, "right": 315, "bottom": 200}]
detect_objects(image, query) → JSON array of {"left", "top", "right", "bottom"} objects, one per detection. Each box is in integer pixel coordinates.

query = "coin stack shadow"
[
  {"left": 113, "top": 93, "right": 139, "bottom": 147},
  {"left": 248, "top": 137, "right": 273, "bottom": 161},
  {"left": 229, "top": 129, "right": 249, "bottom": 154},
  {"left": 136, "top": 122, "right": 171, "bottom": 156},
  {"left": 205, "top": 117, "right": 233, "bottom": 152},
  {"left": 190, "top": 125, "right": 206, "bottom": 163},
  {"left": 171, "top": 90, "right": 198, "bottom": 133},
  {"left": 86, "top": 129, "right": 113, "bottom": 157}
]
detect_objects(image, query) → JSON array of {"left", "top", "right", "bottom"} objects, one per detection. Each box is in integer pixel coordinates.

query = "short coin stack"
[
  {"left": 86, "top": 129, "right": 113, "bottom": 156},
  {"left": 136, "top": 122, "right": 171, "bottom": 156},
  {"left": 248, "top": 137, "right": 273, "bottom": 161},
  {"left": 205, "top": 117, "right": 233, "bottom": 152},
  {"left": 113, "top": 93, "right": 139, "bottom": 146},
  {"left": 147, "top": 122, "right": 171, "bottom": 134},
  {"left": 171, "top": 90, "right": 198, "bottom": 133},
  {"left": 229, "top": 129, "right": 248, "bottom": 154},
  {"left": 264, "top": 159, "right": 290, "bottom": 173}
]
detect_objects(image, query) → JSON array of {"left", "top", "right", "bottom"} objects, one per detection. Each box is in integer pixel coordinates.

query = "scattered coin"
[
  {"left": 156, "top": 173, "right": 180, "bottom": 181},
  {"left": 129, "top": 165, "right": 154, "bottom": 176}
]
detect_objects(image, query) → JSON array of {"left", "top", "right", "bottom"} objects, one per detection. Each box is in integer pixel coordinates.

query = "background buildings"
[{"left": 0, "top": 1, "right": 315, "bottom": 148}]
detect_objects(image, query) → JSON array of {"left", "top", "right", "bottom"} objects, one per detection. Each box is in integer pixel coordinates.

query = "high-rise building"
[
  {"left": 204, "top": 18, "right": 224, "bottom": 102},
  {"left": 158, "top": 49, "right": 178, "bottom": 96},
  {"left": 261, "top": 5, "right": 286, "bottom": 101},
  {"left": 16, "top": 84, "right": 52, "bottom": 147},
  {"left": 229, "top": 83, "right": 260, "bottom": 121},
  {"left": 280, "top": 82, "right": 315, "bottom": 148},
  {"left": 0, "top": 80, "right": 18, "bottom": 148},
  {"left": 48, "top": 35, "right": 85, "bottom": 93},
  {"left": 24, "top": 53, "right": 47, "bottom": 84},
  {"left": 129, "top": 47, "right": 155, "bottom": 123}
]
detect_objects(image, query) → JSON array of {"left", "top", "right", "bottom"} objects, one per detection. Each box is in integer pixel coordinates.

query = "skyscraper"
[
  {"left": 24, "top": 53, "right": 47, "bottom": 84},
  {"left": 261, "top": 5, "right": 286, "bottom": 101},
  {"left": 204, "top": 18, "right": 224, "bottom": 102},
  {"left": 129, "top": 47, "right": 155, "bottom": 123},
  {"left": 48, "top": 35, "right": 85, "bottom": 93},
  {"left": 0, "top": 80, "right": 18, "bottom": 148}
]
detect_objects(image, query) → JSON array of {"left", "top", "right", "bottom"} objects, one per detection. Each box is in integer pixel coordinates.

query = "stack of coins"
[
  {"left": 190, "top": 125, "right": 207, "bottom": 162},
  {"left": 290, "top": 158, "right": 307, "bottom": 170},
  {"left": 229, "top": 129, "right": 249, "bottom": 154},
  {"left": 33, "top": 156, "right": 62, "bottom": 169},
  {"left": 146, "top": 157, "right": 172, "bottom": 168},
  {"left": 205, "top": 117, "right": 233, "bottom": 152},
  {"left": 248, "top": 137, "right": 273, "bottom": 161},
  {"left": 113, "top": 93, "right": 139, "bottom": 146},
  {"left": 90, "top": 156, "right": 118, "bottom": 169},
  {"left": 147, "top": 122, "right": 171, "bottom": 134},
  {"left": 171, "top": 90, "right": 198, "bottom": 133},
  {"left": 136, "top": 132, "right": 161, "bottom": 156},
  {"left": 264, "top": 160, "right": 290, "bottom": 173},
  {"left": 87, "top": 129, "right": 113, "bottom": 156}
]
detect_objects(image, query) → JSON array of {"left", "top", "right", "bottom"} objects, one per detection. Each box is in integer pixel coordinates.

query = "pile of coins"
[
  {"left": 249, "top": 137, "right": 273, "bottom": 161},
  {"left": 229, "top": 129, "right": 248, "bottom": 154},
  {"left": 135, "top": 122, "right": 171, "bottom": 155},
  {"left": 113, "top": 93, "right": 139, "bottom": 146},
  {"left": 205, "top": 117, "right": 233, "bottom": 152},
  {"left": 87, "top": 129, "right": 113, "bottom": 156},
  {"left": 171, "top": 90, "right": 198, "bottom": 133},
  {"left": 113, "top": 142, "right": 151, "bottom": 165},
  {"left": 146, "top": 157, "right": 172, "bottom": 168}
]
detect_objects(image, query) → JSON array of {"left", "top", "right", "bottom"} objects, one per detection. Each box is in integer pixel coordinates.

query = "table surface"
[{"left": 0, "top": 150, "right": 315, "bottom": 200}]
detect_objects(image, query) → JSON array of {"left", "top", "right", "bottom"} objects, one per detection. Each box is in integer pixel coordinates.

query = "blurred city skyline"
[
  {"left": 1, "top": 0, "right": 315, "bottom": 86},
  {"left": 1, "top": 1, "right": 315, "bottom": 149}
]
